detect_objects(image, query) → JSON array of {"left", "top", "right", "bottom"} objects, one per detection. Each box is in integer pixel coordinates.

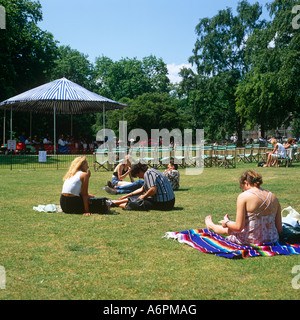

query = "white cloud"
[{"left": 167, "top": 63, "right": 195, "bottom": 84}]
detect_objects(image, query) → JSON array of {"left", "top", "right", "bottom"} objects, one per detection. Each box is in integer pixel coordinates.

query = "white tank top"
[
  {"left": 276, "top": 143, "right": 286, "bottom": 157},
  {"left": 62, "top": 171, "right": 83, "bottom": 196}
]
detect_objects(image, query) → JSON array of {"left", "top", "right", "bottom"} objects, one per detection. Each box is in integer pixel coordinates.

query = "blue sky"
[{"left": 38, "top": 0, "right": 271, "bottom": 82}]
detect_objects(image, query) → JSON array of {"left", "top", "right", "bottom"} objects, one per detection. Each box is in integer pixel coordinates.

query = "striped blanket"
[{"left": 164, "top": 229, "right": 300, "bottom": 259}]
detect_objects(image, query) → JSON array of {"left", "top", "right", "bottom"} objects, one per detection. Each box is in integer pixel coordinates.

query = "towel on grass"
[
  {"left": 33, "top": 204, "right": 62, "bottom": 213},
  {"left": 164, "top": 229, "right": 300, "bottom": 259}
]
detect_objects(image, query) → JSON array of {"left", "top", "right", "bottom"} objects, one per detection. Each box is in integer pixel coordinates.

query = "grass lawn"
[{"left": 0, "top": 161, "right": 300, "bottom": 300}]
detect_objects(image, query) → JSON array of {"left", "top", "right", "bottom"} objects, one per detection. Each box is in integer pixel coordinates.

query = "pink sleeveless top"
[{"left": 226, "top": 189, "right": 279, "bottom": 246}]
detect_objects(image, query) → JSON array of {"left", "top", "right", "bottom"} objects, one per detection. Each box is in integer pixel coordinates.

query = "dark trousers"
[
  {"left": 125, "top": 196, "right": 175, "bottom": 211},
  {"left": 60, "top": 194, "right": 84, "bottom": 214}
]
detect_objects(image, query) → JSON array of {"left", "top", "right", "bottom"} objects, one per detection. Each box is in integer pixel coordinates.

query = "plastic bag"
[
  {"left": 282, "top": 206, "right": 300, "bottom": 220},
  {"left": 282, "top": 206, "right": 300, "bottom": 227}
]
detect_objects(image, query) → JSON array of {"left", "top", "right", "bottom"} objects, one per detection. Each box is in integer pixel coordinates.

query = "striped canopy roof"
[{"left": 0, "top": 77, "right": 127, "bottom": 114}]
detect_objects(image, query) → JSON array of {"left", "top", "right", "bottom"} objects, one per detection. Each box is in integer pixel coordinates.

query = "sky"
[{"left": 37, "top": 0, "right": 271, "bottom": 83}]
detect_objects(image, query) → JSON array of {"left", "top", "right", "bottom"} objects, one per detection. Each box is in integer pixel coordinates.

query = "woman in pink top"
[{"left": 205, "top": 170, "right": 282, "bottom": 246}]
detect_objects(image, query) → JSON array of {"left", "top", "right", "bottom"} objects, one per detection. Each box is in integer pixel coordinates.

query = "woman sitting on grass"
[
  {"left": 205, "top": 170, "right": 282, "bottom": 246},
  {"left": 60, "top": 156, "right": 94, "bottom": 216}
]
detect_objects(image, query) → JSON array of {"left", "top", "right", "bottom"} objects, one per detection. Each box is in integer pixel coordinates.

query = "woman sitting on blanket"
[{"left": 205, "top": 170, "right": 282, "bottom": 246}]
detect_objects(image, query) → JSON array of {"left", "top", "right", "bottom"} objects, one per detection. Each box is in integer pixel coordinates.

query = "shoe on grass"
[
  {"left": 105, "top": 185, "right": 118, "bottom": 195},
  {"left": 107, "top": 180, "right": 114, "bottom": 188}
]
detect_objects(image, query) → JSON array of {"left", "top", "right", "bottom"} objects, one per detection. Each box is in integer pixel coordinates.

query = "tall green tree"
[
  {"left": 236, "top": 0, "right": 300, "bottom": 137},
  {"left": 49, "top": 45, "right": 96, "bottom": 91},
  {"left": 93, "top": 93, "right": 189, "bottom": 139},
  {"left": 0, "top": 0, "right": 58, "bottom": 101},
  {"left": 94, "top": 55, "right": 170, "bottom": 101},
  {"left": 187, "top": 0, "right": 266, "bottom": 143},
  {"left": 0, "top": 0, "right": 58, "bottom": 142}
]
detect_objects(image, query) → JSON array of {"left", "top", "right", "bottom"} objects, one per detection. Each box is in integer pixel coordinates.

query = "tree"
[
  {"left": 0, "top": 0, "right": 58, "bottom": 143},
  {"left": 93, "top": 93, "right": 189, "bottom": 139},
  {"left": 94, "top": 55, "right": 170, "bottom": 101},
  {"left": 236, "top": 0, "right": 300, "bottom": 137},
  {"left": 0, "top": 0, "right": 58, "bottom": 101},
  {"left": 187, "top": 0, "right": 266, "bottom": 144},
  {"left": 178, "top": 68, "right": 240, "bottom": 142},
  {"left": 49, "top": 45, "right": 96, "bottom": 90}
]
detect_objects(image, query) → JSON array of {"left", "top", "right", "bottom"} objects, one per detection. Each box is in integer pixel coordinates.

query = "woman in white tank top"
[
  {"left": 264, "top": 139, "right": 287, "bottom": 167},
  {"left": 205, "top": 170, "right": 282, "bottom": 246},
  {"left": 60, "top": 156, "right": 93, "bottom": 215}
]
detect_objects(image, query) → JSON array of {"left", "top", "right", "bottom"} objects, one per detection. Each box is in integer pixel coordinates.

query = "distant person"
[
  {"left": 19, "top": 131, "right": 26, "bottom": 144},
  {"left": 108, "top": 155, "right": 134, "bottom": 187},
  {"left": 25, "top": 137, "right": 36, "bottom": 153},
  {"left": 284, "top": 137, "right": 296, "bottom": 149},
  {"left": 264, "top": 139, "right": 286, "bottom": 167},
  {"left": 111, "top": 162, "right": 175, "bottom": 211},
  {"left": 163, "top": 161, "right": 180, "bottom": 190},
  {"left": 205, "top": 170, "right": 282, "bottom": 245},
  {"left": 58, "top": 134, "right": 69, "bottom": 154},
  {"left": 43, "top": 134, "right": 52, "bottom": 145}
]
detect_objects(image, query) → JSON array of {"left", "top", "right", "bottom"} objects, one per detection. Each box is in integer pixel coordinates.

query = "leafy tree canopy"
[{"left": 0, "top": 0, "right": 58, "bottom": 101}]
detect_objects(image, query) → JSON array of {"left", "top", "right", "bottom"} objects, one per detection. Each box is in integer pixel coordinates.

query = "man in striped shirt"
[{"left": 110, "top": 163, "right": 175, "bottom": 211}]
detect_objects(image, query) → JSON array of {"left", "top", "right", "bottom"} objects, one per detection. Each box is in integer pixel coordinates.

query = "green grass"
[{"left": 1, "top": 162, "right": 300, "bottom": 300}]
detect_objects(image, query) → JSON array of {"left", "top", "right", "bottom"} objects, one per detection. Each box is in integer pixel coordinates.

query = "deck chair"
[
  {"left": 93, "top": 150, "right": 109, "bottom": 171},
  {"left": 241, "top": 145, "right": 253, "bottom": 163},
  {"left": 158, "top": 146, "right": 172, "bottom": 168},
  {"left": 225, "top": 145, "right": 236, "bottom": 168},
  {"left": 137, "top": 146, "right": 159, "bottom": 167},
  {"left": 277, "top": 148, "right": 294, "bottom": 167},
  {"left": 293, "top": 144, "right": 300, "bottom": 162},
  {"left": 196, "top": 145, "right": 212, "bottom": 167},
  {"left": 173, "top": 146, "right": 189, "bottom": 168},
  {"left": 215, "top": 146, "right": 227, "bottom": 167},
  {"left": 252, "top": 144, "right": 260, "bottom": 162}
]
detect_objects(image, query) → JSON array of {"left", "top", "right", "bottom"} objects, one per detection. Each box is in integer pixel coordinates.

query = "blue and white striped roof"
[{"left": 0, "top": 77, "right": 127, "bottom": 114}]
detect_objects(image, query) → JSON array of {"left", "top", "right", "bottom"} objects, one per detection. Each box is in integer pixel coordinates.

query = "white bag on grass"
[
  {"left": 33, "top": 204, "right": 60, "bottom": 213},
  {"left": 282, "top": 206, "right": 300, "bottom": 227}
]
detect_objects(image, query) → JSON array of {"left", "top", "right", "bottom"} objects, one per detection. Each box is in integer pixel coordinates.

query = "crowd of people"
[
  {"left": 60, "top": 154, "right": 289, "bottom": 247},
  {"left": 7, "top": 132, "right": 98, "bottom": 155},
  {"left": 60, "top": 155, "right": 180, "bottom": 215},
  {"left": 263, "top": 137, "right": 298, "bottom": 167}
]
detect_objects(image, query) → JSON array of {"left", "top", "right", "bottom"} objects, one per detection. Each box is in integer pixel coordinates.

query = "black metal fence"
[{"left": 0, "top": 154, "right": 95, "bottom": 170}]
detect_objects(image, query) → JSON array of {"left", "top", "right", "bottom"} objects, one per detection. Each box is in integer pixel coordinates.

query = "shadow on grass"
[{"left": 172, "top": 207, "right": 184, "bottom": 211}]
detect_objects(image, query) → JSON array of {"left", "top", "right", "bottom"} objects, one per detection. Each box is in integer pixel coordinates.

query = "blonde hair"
[
  {"left": 239, "top": 170, "right": 263, "bottom": 188},
  {"left": 271, "top": 139, "right": 277, "bottom": 145},
  {"left": 125, "top": 154, "right": 132, "bottom": 163},
  {"left": 63, "top": 156, "right": 87, "bottom": 182}
]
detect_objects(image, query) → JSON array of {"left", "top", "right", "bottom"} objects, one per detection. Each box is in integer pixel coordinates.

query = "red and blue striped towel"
[{"left": 164, "top": 229, "right": 300, "bottom": 259}]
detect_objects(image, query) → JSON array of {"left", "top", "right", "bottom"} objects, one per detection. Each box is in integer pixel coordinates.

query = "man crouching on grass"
[{"left": 110, "top": 162, "right": 175, "bottom": 211}]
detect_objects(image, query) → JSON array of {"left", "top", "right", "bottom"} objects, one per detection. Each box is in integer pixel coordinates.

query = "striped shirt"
[{"left": 144, "top": 168, "right": 175, "bottom": 203}]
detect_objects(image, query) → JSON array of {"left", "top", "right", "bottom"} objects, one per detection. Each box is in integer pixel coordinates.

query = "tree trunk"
[{"left": 236, "top": 116, "right": 243, "bottom": 147}]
